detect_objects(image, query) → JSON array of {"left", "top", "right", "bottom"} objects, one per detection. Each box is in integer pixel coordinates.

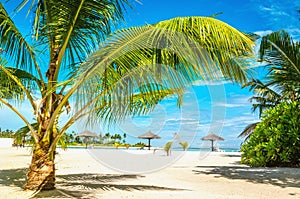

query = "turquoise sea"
[{"left": 62, "top": 146, "right": 240, "bottom": 152}]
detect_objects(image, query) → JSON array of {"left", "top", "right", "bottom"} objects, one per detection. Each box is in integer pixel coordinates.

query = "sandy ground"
[{"left": 0, "top": 147, "right": 299, "bottom": 199}]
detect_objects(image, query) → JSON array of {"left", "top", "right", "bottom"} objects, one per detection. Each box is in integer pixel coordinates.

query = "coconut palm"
[
  {"left": 239, "top": 30, "right": 300, "bottom": 141},
  {"left": 0, "top": 1, "right": 254, "bottom": 191},
  {"left": 250, "top": 30, "right": 300, "bottom": 115},
  {"left": 123, "top": 132, "right": 127, "bottom": 144}
]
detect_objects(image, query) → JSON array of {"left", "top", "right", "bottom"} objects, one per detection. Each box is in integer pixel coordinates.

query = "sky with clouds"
[{"left": 0, "top": 0, "right": 299, "bottom": 149}]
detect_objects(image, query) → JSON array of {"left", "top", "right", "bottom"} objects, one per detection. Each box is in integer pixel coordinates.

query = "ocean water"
[{"left": 64, "top": 146, "right": 240, "bottom": 152}]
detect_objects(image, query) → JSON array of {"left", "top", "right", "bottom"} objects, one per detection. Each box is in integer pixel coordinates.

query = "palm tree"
[
  {"left": 111, "top": 133, "right": 121, "bottom": 141},
  {"left": 239, "top": 30, "right": 300, "bottom": 141},
  {"left": 123, "top": 132, "right": 127, "bottom": 144},
  {"left": 0, "top": 1, "right": 254, "bottom": 191},
  {"left": 104, "top": 132, "right": 111, "bottom": 143}
]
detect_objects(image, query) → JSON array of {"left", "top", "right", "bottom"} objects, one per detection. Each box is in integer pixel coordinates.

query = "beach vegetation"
[
  {"left": 0, "top": 0, "right": 254, "bottom": 191},
  {"left": 123, "top": 133, "right": 127, "bottom": 144},
  {"left": 179, "top": 141, "right": 189, "bottom": 151},
  {"left": 132, "top": 142, "right": 146, "bottom": 148},
  {"left": 245, "top": 30, "right": 300, "bottom": 116},
  {"left": 241, "top": 101, "right": 300, "bottom": 167},
  {"left": 0, "top": 128, "right": 14, "bottom": 138},
  {"left": 239, "top": 30, "right": 300, "bottom": 142},
  {"left": 164, "top": 141, "right": 173, "bottom": 156}
]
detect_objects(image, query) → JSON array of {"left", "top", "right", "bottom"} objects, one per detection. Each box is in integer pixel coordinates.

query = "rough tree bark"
[
  {"left": 24, "top": 48, "right": 59, "bottom": 190},
  {"left": 24, "top": 142, "right": 56, "bottom": 190}
]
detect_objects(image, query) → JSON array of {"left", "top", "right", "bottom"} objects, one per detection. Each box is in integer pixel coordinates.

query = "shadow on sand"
[
  {"left": 192, "top": 165, "right": 300, "bottom": 189},
  {"left": 0, "top": 168, "right": 27, "bottom": 188},
  {"left": 34, "top": 173, "right": 186, "bottom": 198},
  {"left": 0, "top": 169, "right": 186, "bottom": 198}
]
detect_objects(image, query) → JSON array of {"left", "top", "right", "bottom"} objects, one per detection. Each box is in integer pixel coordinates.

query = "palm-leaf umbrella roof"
[
  {"left": 201, "top": 133, "right": 224, "bottom": 141},
  {"left": 201, "top": 133, "right": 224, "bottom": 151},
  {"left": 76, "top": 130, "right": 99, "bottom": 149},
  {"left": 138, "top": 131, "right": 161, "bottom": 139},
  {"left": 138, "top": 131, "right": 161, "bottom": 150},
  {"left": 77, "top": 130, "right": 99, "bottom": 138}
]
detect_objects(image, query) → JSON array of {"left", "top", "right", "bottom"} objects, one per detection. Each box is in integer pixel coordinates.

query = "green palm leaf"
[
  {"left": 241, "top": 30, "right": 300, "bottom": 142},
  {"left": 72, "top": 21, "right": 253, "bottom": 125},
  {"left": 155, "top": 17, "right": 254, "bottom": 82},
  {"left": 0, "top": 3, "right": 41, "bottom": 78},
  {"left": 260, "top": 30, "right": 300, "bottom": 90},
  {"left": 0, "top": 58, "right": 41, "bottom": 101},
  {"left": 0, "top": 1, "right": 257, "bottom": 190},
  {"left": 238, "top": 122, "right": 259, "bottom": 141}
]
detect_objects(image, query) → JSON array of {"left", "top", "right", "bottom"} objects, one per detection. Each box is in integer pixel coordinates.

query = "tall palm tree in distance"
[{"left": 0, "top": 0, "right": 254, "bottom": 191}]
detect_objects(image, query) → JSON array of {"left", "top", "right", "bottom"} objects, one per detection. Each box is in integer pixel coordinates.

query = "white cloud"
[
  {"left": 193, "top": 80, "right": 232, "bottom": 86},
  {"left": 213, "top": 102, "right": 246, "bottom": 108},
  {"left": 221, "top": 116, "right": 260, "bottom": 128},
  {"left": 259, "top": 6, "right": 272, "bottom": 11},
  {"left": 271, "top": 11, "right": 289, "bottom": 16},
  {"left": 253, "top": 30, "right": 273, "bottom": 37}
]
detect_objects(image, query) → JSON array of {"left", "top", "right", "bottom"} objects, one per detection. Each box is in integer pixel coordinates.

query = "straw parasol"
[
  {"left": 77, "top": 130, "right": 99, "bottom": 148},
  {"left": 138, "top": 131, "right": 161, "bottom": 150},
  {"left": 201, "top": 133, "right": 224, "bottom": 151}
]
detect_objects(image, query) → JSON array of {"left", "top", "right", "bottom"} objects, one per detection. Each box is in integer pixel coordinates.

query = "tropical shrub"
[
  {"left": 164, "top": 141, "right": 173, "bottom": 156},
  {"left": 132, "top": 142, "right": 146, "bottom": 148},
  {"left": 241, "top": 101, "right": 300, "bottom": 167},
  {"left": 179, "top": 141, "right": 189, "bottom": 151}
]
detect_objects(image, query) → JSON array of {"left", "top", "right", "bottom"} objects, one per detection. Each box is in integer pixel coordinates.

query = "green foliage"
[
  {"left": 0, "top": 1, "right": 255, "bottom": 190},
  {"left": 179, "top": 141, "right": 189, "bottom": 151},
  {"left": 0, "top": 128, "right": 14, "bottom": 138},
  {"left": 241, "top": 101, "right": 300, "bottom": 167},
  {"left": 132, "top": 142, "right": 145, "bottom": 147},
  {"left": 164, "top": 141, "right": 173, "bottom": 156},
  {"left": 244, "top": 30, "right": 300, "bottom": 116}
]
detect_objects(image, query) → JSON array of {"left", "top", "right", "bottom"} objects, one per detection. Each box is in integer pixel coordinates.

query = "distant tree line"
[{"left": 0, "top": 128, "right": 14, "bottom": 138}]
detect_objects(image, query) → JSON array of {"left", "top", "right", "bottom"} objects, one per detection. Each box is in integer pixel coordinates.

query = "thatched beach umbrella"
[
  {"left": 77, "top": 130, "right": 99, "bottom": 148},
  {"left": 201, "top": 133, "right": 224, "bottom": 151},
  {"left": 138, "top": 131, "right": 161, "bottom": 150}
]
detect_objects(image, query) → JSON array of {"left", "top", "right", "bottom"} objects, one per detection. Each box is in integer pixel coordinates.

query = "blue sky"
[{"left": 0, "top": 0, "right": 300, "bottom": 149}]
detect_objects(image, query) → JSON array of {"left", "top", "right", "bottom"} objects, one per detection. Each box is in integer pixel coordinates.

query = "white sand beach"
[{"left": 0, "top": 147, "right": 299, "bottom": 199}]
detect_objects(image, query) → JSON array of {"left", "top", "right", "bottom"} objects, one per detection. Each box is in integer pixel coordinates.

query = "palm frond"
[
  {"left": 71, "top": 18, "right": 254, "bottom": 125},
  {"left": 0, "top": 3, "right": 42, "bottom": 80},
  {"left": 260, "top": 30, "right": 300, "bottom": 84},
  {"left": 154, "top": 17, "right": 254, "bottom": 83},
  {"left": 238, "top": 122, "right": 259, "bottom": 142},
  {"left": 0, "top": 59, "right": 40, "bottom": 102},
  {"left": 14, "top": 123, "right": 39, "bottom": 141},
  {"left": 244, "top": 30, "right": 300, "bottom": 116},
  {"left": 243, "top": 78, "right": 283, "bottom": 116},
  {"left": 21, "top": 0, "right": 130, "bottom": 76}
]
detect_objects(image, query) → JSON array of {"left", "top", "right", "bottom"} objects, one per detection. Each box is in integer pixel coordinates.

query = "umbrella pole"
[
  {"left": 211, "top": 140, "right": 214, "bottom": 151},
  {"left": 148, "top": 138, "right": 151, "bottom": 150}
]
